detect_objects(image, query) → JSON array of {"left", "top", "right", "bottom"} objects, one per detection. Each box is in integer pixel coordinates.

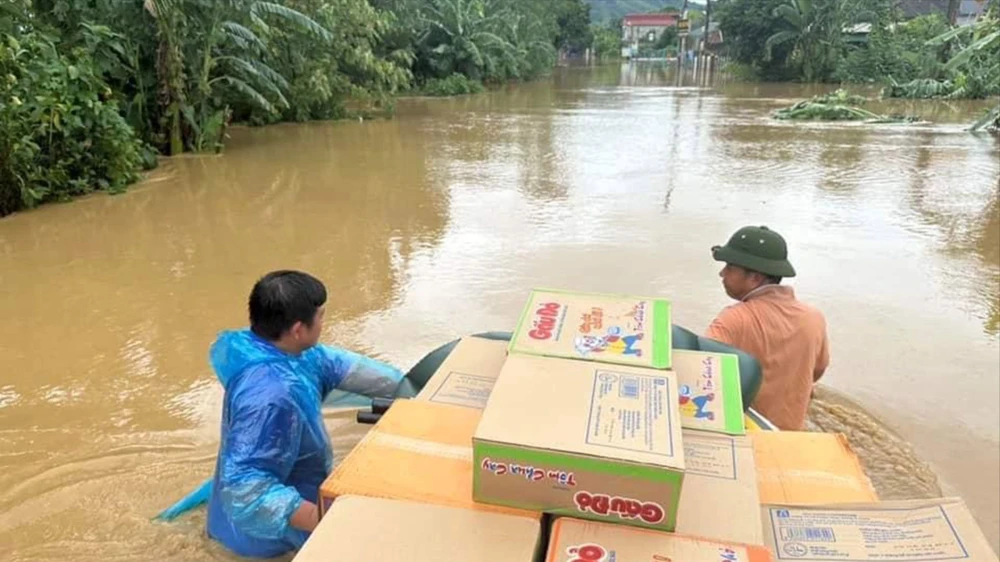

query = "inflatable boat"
[
  {"left": 356, "top": 325, "right": 777, "bottom": 431},
  {"left": 155, "top": 323, "right": 774, "bottom": 521}
]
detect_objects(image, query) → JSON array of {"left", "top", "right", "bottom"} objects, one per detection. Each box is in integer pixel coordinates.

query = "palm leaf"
[
  {"left": 773, "top": 4, "right": 804, "bottom": 28},
  {"left": 250, "top": 59, "right": 289, "bottom": 91},
  {"left": 252, "top": 2, "right": 333, "bottom": 42},
  {"left": 969, "top": 104, "right": 1000, "bottom": 132},
  {"left": 222, "top": 22, "right": 266, "bottom": 51},
  {"left": 926, "top": 25, "right": 969, "bottom": 47},
  {"left": 218, "top": 56, "right": 289, "bottom": 107},
  {"left": 212, "top": 75, "right": 276, "bottom": 113},
  {"left": 766, "top": 30, "right": 799, "bottom": 51}
]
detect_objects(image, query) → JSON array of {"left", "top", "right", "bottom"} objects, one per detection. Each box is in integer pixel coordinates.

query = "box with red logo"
[
  {"left": 473, "top": 354, "right": 686, "bottom": 532},
  {"left": 508, "top": 289, "right": 673, "bottom": 369},
  {"left": 545, "top": 517, "right": 774, "bottom": 562}
]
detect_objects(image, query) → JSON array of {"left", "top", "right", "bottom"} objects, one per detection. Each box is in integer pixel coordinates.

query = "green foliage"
[
  {"left": 653, "top": 25, "right": 679, "bottom": 49},
  {"left": 1, "top": 31, "right": 144, "bottom": 216},
  {"left": 591, "top": 23, "right": 621, "bottom": 59},
  {"left": 2, "top": 0, "right": 581, "bottom": 213},
  {"left": 716, "top": 0, "right": 798, "bottom": 80},
  {"left": 254, "top": 0, "right": 411, "bottom": 123},
  {"left": 927, "top": 3, "right": 1000, "bottom": 129},
  {"left": 835, "top": 15, "right": 949, "bottom": 83},
  {"left": 774, "top": 89, "right": 920, "bottom": 122},
  {"left": 765, "top": 0, "right": 878, "bottom": 83},
  {"left": 556, "top": 0, "right": 594, "bottom": 53},
  {"left": 882, "top": 77, "right": 955, "bottom": 98},
  {"left": 418, "top": 72, "right": 484, "bottom": 95}
]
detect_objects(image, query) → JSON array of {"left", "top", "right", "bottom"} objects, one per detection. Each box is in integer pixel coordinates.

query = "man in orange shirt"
[{"left": 705, "top": 226, "right": 830, "bottom": 430}]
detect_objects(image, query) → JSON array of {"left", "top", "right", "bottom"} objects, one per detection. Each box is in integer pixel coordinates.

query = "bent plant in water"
[
  {"left": 773, "top": 89, "right": 922, "bottom": 123},
  {"left": 928, "top": 6, "right": 999, "bottom": 132}
]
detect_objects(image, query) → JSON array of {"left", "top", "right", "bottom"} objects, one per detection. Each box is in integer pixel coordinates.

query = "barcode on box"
[
  {"left": 620, "top": 377, "right": 639, "bottom": 399},
  {"left": 780, "top": 527, "right": 836, "bottom": 542}
]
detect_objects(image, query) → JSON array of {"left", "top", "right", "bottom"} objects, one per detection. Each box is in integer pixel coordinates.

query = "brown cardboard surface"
[
  {"left": 761, "top": 498, "right": 999, "bottom": 562},
  {"left": 750, "top": 431, "right": 878, "bottom": 505},
  {"left": 677, "top": 430, "right": 763, "bottom": 545},
  {"left": 294, "top": 496, "right": 541, "bottom": 562},
  {"left": 508, "top": 289, "right": 673, "bottom": 369},
  {"left": 319, "top": 399, "right": 536, "bottom": 519},
  {"left": 473, "top": 354, "right": 685, "bottom": 531},
  {"left": 414, "top": 336, "right": 508, "bottom": 409},
  {"left": 546, "top": 517, "right": 774, "bottom": 562}
]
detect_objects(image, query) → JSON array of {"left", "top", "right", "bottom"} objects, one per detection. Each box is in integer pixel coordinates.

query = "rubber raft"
[
  {"left": 358, "top": 324, "right": 777, "bottom": 431},
  {"left": 156, "top": 323, "right": 773, "bottom": 521}
]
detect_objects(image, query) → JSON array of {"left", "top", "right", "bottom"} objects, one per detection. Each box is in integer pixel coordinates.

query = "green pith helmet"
[{"left": 712, "top": 225, "right": 797, "bottom": 278}]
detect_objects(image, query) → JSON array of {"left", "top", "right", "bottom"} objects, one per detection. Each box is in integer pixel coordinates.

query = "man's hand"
[{"left": 290, "top": 501, "right": 320, "bottom": 532}]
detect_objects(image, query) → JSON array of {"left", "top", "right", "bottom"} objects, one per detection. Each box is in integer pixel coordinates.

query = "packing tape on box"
[
  {"left": 756, "top": 469, "right": 873, "bottom": 491},
  {"left": 368, "top": 432, "right": 474, "bottom": 462}
]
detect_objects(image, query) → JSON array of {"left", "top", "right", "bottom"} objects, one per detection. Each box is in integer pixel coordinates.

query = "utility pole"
[
  {"left": 678, "top": 0, "right": 690, "bottom": 68},
  {"left": 947, "top": 0, "right": 960, "bottom": 25}
]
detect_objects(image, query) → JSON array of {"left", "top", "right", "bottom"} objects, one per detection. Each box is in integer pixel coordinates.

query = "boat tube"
[
  {"left": 155, "top": 325, "right": 768, "bottom": 521},
  {"left": 358, "top": 325, "right": 765, "bottom": 424}
]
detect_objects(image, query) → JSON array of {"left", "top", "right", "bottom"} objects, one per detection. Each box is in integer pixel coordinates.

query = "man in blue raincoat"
[{"left": 206, "top": 270, "right": 404, "bottom": 558}]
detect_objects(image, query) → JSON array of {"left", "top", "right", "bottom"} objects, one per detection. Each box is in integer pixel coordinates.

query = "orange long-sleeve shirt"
[{"left": 705, "top": 285, "right": 830, "bottom": 430}]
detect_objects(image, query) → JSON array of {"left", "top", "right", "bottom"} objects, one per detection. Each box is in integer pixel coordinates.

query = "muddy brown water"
[{"left": 0, "top": 64, "right": 997, "bottom": 560}]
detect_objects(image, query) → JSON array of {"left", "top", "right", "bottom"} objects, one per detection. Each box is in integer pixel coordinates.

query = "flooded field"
[{"left": 0, "top": 64, "right": 997, "bottom": 560}]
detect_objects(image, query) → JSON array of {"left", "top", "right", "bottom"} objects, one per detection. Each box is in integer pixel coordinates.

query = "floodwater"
[{"left": 0, "top": 64, "right": 997, "bottom": 560}]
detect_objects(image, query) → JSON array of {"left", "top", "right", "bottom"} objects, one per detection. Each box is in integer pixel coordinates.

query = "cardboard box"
[
  {"left": 545, "top": 517, "right": 774, "bottom": 562},
  {"left": 761, "top": 498, "right": 998, "bottom": 562},
  {"left": 750, "top": 431, "right": 878, "bottom": 505},
  {"left": 673, "top": 349, "right": 745, "bottom": 435},
  {"left": 509, "top": 288, "right": 673, "bottom": 369},
  {"left": 295, "top": 496, "right": 541, "bottom": 562},
  {"left": 677, "top": 430, "right": 763, "bottom": 545},
  {"left": 414, "top": 336, "right": 508, "bottom": 409},
  {"left": 473, "top": 354, "right": 685, "bottom": 531},
  {"left": 320, "top": 399, "right": 536, "bottom": 519}
]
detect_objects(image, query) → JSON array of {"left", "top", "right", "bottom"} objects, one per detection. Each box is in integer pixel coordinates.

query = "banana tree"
[
  {"left": 928, "top": 4, "right": 999, "bottom": 131},
  {"left": 143, "top": 0, "right": 331, "bottom": 153},
  {"left": 765, "top": 0, "right": 876, "bottom": 82},
  {"left": 416, "top": 0, "right": 515, "bottom": 81}
]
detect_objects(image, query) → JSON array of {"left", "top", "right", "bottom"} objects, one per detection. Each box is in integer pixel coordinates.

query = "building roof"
[
  {"left": 896, "top": 0, "right": 949, "bottom": 18},
  {"left": 896, "top": 0, "right": 986, "bottom": 17},
  {"left": 622, "top": 13, "right": 680, "bottom": 27}
]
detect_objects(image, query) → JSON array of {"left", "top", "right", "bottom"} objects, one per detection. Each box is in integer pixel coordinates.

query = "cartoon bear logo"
[
  {"left": 679, "top": 384, "right": 716, "bottom": 420},
  {"left": 573, "top": 329, "right": 643, "bottom": 357}
]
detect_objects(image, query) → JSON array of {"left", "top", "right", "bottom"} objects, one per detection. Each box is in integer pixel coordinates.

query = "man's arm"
[
  {"left": 217, "top": 383, "right": 311, "bottom": 538},
  {"left": 814, "top": 327, "right": 830, "bottom": 382},
  {"left": 314, "top": 345, "right": 404, "bottom": 400}
]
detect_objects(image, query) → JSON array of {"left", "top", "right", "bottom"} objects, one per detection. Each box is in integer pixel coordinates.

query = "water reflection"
[
  {"left": 0, "top": 119, "right": 451, "bottom": 436},
  {"left": 903, "top": 130, "right": 999, "bottom": 336}
]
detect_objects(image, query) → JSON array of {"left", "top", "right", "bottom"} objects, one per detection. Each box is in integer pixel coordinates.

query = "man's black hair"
[{"left": 249, "top": 270, "right": 327, "bottom": 341}]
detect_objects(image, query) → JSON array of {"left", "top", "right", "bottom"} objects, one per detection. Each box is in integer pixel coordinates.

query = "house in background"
[{"left": 621, "top": 13, "right": 680, "bottom": 58}]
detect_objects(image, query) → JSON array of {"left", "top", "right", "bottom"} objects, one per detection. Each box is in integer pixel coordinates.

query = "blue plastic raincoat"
[{"left": 204, "top": 329, "right": 403, "bottom": 558}]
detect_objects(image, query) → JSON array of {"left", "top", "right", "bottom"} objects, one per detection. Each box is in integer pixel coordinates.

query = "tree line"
[
  {"left": 0, "top": 0, "right": 594, "bottom": 216},
  {"left": 715, "top": 0, "right": 999, "bottom": 95}
]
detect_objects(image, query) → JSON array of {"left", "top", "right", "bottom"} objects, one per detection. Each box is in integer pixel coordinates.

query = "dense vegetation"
[
  {"left": 716, "top": 0, "right": 999, "bottom": 91},
  {"left": 0, "top": 0, "right": 593, "bottom": 216},
  {"left": 716, "top": 0, "right": 999, "bottom": 130}
]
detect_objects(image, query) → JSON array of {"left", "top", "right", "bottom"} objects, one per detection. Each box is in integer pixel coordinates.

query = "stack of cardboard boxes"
[{"left": 296, "top": 289, "right": 998, "bottom": 562}]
